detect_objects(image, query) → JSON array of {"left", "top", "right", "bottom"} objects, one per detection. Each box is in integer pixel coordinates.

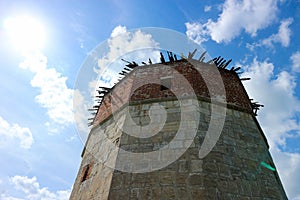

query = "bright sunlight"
[{"left": 3, "top": 15, "right": 46, "bottom": 53}]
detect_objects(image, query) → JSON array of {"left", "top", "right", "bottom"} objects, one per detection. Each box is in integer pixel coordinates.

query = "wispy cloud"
[
  {"left": 261, "top": 18, "right": 293, "bottom": 47},
  {"left": 70, "top": 11, "right": 96, "bottom": 51},
  {"left": 247, "top": 18, "right": 293, "bottom": 50},
  {"left": 290, "top": 51, "right": 300, "bottom": 73},
  {"left": 0, "top": 116, "right": 33, "bottom": 149},
  {"left": 204, "top": 5, "right": 212, "bottom": 12}
]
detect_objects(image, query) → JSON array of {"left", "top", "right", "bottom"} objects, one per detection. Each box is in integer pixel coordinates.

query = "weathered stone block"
[
  {"left": 188, "top": 174, "right": 203, "bottom": 186},
  {"left": 161, "top": 186, "right": 176, "bottom": 200},
  {"left": 159, "top": 171, "right": 175, "bottom": 185},
  {"left": 175, "top": 172, "right": 188, "bottom": 186},
  {"left": 190, "top": 159, "right": 203, "bottom": 173}
]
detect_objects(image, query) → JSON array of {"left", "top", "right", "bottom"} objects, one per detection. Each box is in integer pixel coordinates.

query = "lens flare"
[{"left": 3, "top": 15, "right": 46, "bottom": 53}]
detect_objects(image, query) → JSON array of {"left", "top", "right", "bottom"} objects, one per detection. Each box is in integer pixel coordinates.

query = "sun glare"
[{"left": 3, "top": 16, "right": 46, "bottom": 53}]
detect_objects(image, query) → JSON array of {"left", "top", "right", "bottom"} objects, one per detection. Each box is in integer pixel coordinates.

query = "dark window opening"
[
  {"left": 113, "top": 137, "right": 120, "bottom": 146},
  {"left": 81, "top": 164, "right": 90, "bottom": 183}
]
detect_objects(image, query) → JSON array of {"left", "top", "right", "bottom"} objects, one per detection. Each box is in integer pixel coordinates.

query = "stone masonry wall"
[
  {"left": 70, "top": 98, "right": 287, "bottom": 199},
  {"left": 70, "top": 60, "right": 286, "bottom": 199}
]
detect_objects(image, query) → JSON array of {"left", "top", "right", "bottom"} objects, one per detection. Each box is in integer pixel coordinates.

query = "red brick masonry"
[{"left": 93, "top": 60, "right": 252, "bottom": 126}]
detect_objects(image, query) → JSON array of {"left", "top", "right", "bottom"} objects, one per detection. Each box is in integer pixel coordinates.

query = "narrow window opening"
[{"left": 81, "top": 164, "right": 90, "bottom": 183}]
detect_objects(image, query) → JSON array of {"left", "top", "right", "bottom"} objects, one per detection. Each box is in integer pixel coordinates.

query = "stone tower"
[{"left": 70, "top": 54, "right": 287, "bottom": 199}]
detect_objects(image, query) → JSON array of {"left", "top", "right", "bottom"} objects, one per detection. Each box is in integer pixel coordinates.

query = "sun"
[{"left": 3, "top": 15, "right": 46, "bottom": 53}]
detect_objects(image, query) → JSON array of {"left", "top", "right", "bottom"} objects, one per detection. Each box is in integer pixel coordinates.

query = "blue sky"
[{"left": 0, "top": 0, "right": 299, "bottom": 199}]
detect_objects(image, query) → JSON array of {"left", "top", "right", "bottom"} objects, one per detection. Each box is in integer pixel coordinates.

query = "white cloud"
[
  {"left": 186, "top": 0, "right": 279, "bottom": 43},
  {"left": 254, "top": 18, "right": 293, "bottom": 49},
  {"left": 207, "top": 0, "right": 278, "bottom": 42},
  {"left": 272, "top": 149, "right": 300, "bottom": 200},
  {"left": 73, "top": 89, "right": 90, "bottom": 141},
  {"left": 96, "top": 26, "right": 160, "bottom": 75},
  {"left": 0, "top": 116, "right": 33, "bottom": 149},
  {"left": 1, "top": 194, "right": 24, "bottom": 200},
  {"left": 92, "top": 25, "right": 160, "bottom": 96},
  {"left": 204, "top": 5, "right": 212, "bottom": 12},
  {"left": 290, "top": 51, "right": 300, "bottom": 72},
  {"left": 185, "top": 22, "right": 208, "bottom": 44},
  {"left": 3, "top": 175, "right": 71, "bottom": 200},
  {"left": 241, "top": 58, "right": 300, "bottom": 147},
  {"left": 240, "top": 58, "right": 300, "bottom": 199},
  {"left": 19, "top": 52, "right": 73, "bottom": 125},
  {"left": 269, "top": 18, "right": 292, "bottom": 47},
  {"left": 18, "top": 51, "right": 89, "bottom": 139},
  {"left": 110, "top": 25, "right": 127, "bottom": 37}
]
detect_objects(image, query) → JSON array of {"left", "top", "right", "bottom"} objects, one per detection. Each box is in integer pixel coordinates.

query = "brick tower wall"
[
  {"left": 92, "top": 60, "right": 252, "bottom": 127},
  {"left": 70, "top": 60, "right": 287, "bottom": 199}
]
